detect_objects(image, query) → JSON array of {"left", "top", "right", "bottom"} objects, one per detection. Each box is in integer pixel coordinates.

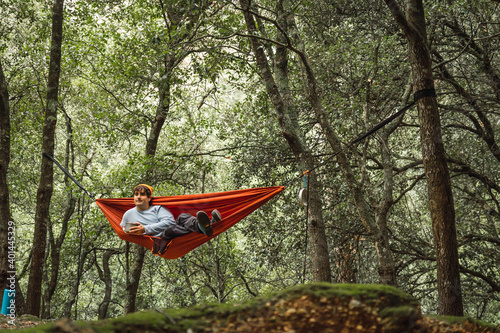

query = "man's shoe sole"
[
  {"left": 197, "top": 211, "right": 213, "bottom": 237},
  {"left": 211, "top": 209, "right": 222, "bottom": 223}
]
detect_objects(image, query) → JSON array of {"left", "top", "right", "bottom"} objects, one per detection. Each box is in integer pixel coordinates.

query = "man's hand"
[{"left": 129, "top": 223, "right": 146, "bottom": 235}]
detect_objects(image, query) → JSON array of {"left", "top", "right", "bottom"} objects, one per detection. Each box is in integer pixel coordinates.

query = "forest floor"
[{"left": 0, "top": 283, "right": 498, "bottom": 332}]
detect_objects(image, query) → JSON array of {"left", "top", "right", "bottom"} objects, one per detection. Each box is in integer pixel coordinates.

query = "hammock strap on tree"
[
  {"left": 96, "top": 186, "right": 285, "bottom": 259},
  {"left": 350, "top": 88, "right": 436, "bottom": 145},
  {"left": 42, "top": 153, "right": 95, "bottom": 199}
]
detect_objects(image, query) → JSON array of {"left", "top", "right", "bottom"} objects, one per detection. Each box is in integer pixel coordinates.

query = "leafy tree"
[
  {"left": 26, "top": 0, "right": 65, "bottom": 316},
  {"left": 429, "top": 0, "right": 500, "bottom": 320},
  {"left": 237, "top": 0, "right": 333, "bottom": 282}
]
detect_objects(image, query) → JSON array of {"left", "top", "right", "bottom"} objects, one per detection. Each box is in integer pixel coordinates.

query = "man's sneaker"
[
  {"left": 211, "top": 209, "right": 222, "bottom": 224},
  {"left": 196, "top": 211, "right": 213, "bottom": 237}
]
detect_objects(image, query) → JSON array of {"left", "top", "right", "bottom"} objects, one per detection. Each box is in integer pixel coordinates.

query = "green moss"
[
  {"left": 270, "top": 282, "right": 418, "bottom": 307},
  {"left": 379, "top": 305, "right": 419, "bottom": 318},
  {"left": 108, "top": 310, "right": 167, "bottom": 327},
  {"left": 90, "top": 309, "right": 200, "bottom": 333},
  {"left": 5, "top": 322, "right": 56, "bottom": 333},
  {"left": 429, "top": 315, "right": 500, "bottom": 332}
]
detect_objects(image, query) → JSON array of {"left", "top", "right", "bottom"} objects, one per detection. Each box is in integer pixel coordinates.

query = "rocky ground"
[{"left": 0, "top": 283, "right": 498, "bottom": 332}]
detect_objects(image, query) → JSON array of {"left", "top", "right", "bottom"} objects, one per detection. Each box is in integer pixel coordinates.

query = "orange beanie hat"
[{"left": 134, "top": 184, "right": 153, "bottom": 196}]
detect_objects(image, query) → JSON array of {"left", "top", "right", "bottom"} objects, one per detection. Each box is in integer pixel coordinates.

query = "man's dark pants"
[{"left": 160, "top": 213, "right": 200, "bottom": 241}]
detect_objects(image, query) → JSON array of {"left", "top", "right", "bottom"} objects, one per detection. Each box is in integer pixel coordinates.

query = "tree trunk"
[
  {"left": 0, "top": 60, "right": 12, "bottom": 303},
  {"left": 26, "top": 0, "right": 65, "bottom": 317},
  {"left": 14, "top": 279, "right": 26, "bottom": 315},
  {"left": 62, "top": 247, "right": 91, "bottom": 318},
  {"left": 41, "top": 114, "right": 77, "bottom": 319},
  {"left": 335, "top": 235, "right": 358, "bottom": 283},
  {"left": 180, "top": 257, "right": 197, "bottom": 306},
  {"left": 124, "top": 245, "right": 146, "bottom": 313},
  {"left": 284, "top": 0, "right": 398, "bottom": 286},
  {"left": 41, "top": 194, "right": 75, "bottom": 319},
  {"left": 98, "top": 250, "right": 117, "bottom": 319},
  {"left": 240, "top": 0, "right": 332, "bottom": 282},
  {"left": 124, "top": 59, "right": 172, "bottom": 314},
  {"left": 384, "top": 0, "right": 464, "bottom": 316}
]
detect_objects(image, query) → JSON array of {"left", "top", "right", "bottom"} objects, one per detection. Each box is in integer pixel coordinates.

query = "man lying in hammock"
[{"left": 121, "top": 184, "right": 221, "bottom": 254}]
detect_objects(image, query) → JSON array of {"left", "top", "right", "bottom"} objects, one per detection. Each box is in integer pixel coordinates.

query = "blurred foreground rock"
[{"left": 1, "top": 283, "right": 498, "bottom": 332}]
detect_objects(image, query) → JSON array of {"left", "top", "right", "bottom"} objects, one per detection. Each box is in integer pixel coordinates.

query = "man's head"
[{"left": 133, "top": 184, "right": 153, "bottom": 211}]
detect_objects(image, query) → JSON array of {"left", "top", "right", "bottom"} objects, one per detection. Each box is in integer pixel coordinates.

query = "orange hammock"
[{"left": 96, "top": 186, "right": 284, "bottom": 259}]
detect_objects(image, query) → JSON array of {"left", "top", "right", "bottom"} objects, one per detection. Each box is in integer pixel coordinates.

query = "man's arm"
[
  {"left": 121, "top": 209, "right": 133, "bottom": 230},
  {"left": 122, "top": 209, "right": 144, "bottom": 235},
  {"left": 142, "top": 206, "right": 175, "bottom": 236}
]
